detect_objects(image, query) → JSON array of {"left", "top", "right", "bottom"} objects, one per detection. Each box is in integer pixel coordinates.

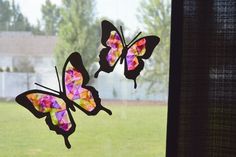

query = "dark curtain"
[{"left": 166, "top": 0, "right": 236, "bottom": 157}]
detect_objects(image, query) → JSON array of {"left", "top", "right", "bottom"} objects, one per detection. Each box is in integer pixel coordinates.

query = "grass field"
[{"left": 0, "top": 101, "right": 167, "bottom": 157}]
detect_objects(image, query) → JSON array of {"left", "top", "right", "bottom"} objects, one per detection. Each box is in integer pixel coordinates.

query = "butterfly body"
[
  {"left": 119, "top": 47, "right": 128, "bottom": 64},
  {"left": 58, "top": 91, "right": 75, "bottom": 111},
  {"left": 95, "top": 20, "right": 160, "bottom": 88},
  {"left": 16, "top": 52, "right": 112, "bottom": 149}
]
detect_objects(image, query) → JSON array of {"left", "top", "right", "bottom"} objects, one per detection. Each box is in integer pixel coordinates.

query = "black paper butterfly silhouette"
[
  {"left": 15, "top": 52, "right": 112, "bottom": 149},
  {"left": 94, "top": 20, "right": 160, "bottom": 88}
]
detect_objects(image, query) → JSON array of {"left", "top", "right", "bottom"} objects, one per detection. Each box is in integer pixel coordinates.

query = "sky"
[{"left": 13, "top": 0, "right": 143, "bottom": 33}]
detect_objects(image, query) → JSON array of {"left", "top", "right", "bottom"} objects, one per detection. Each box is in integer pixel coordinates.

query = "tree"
[
  {"left": 0, "top": 0, "right": 32, "bottom": 31},
  {"left": 41, "top": 0, "right": 60, "bottom": 35},
  {"left": 13, "top": 57, "right": 35, "bottom": 90},
  {"left": 31, "top": 20, "right": 44, "bottom": 35},
  {"left": 55, "top": 0, "right": 100, "bottom": 75},
  {"left": 137, "top": 0, "right": 171, "bottom": 93},
  {"left": 10, "top": 0, "right": 31, "bottom": 31},
  {"left": 0, "top": 0, "right": 11, "bottom": 31},
  {"left": 13, "top": 57, "right": 35, "bottom": 73},
  {"left": 5, "top": 67, "right": 10, "bottom": 72}
]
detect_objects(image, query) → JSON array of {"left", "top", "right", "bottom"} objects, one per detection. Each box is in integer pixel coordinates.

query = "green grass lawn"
[{"left": 0, "top": 101, "right": 167, "bottom": 157}]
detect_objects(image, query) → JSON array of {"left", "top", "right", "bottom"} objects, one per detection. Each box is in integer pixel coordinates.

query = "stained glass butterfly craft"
[
  {"left": 94, "top": 20, "right": 160, "bottom": 88},
  {"left": 15, "top": 52, "right": 112, "bottom": 149}
]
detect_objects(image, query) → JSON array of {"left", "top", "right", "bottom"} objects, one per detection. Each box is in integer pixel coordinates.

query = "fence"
[{"left": 0, "top": 72, "right": 167, "bottom": 101}]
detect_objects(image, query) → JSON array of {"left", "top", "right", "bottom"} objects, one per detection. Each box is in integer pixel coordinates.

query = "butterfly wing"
[
  {"left": 15, "top": 90, "right": 75, "bottom": 148},
  {"left": 124, "top": 36, "right": 160, "bottom": 88},
  {"left": 94, "top": 20, "right": 124, "bottom": 77},
  {"left": 62, "top": 52, "right": 112, "bottom": 116}
]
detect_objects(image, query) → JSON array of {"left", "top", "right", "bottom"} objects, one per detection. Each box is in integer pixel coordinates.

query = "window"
[{"left": 0, "top": 0, "right": 170, "bottom": 156}]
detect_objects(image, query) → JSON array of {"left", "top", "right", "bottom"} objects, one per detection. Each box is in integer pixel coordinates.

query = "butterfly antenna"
[
  {"left": 35, "top": 83, "right": 60, "bottom": 94},
  {"left": 55, "top": 66, "right": 62, "bottom": 93},
  {"left": 120, "top": 26, "right": 126, "bottom": 46},
  {"left": 127, "top": 32, "right": 142, "bottom": 48}
]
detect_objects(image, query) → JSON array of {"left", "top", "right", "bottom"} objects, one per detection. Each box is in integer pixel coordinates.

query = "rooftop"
[{"left": 0, "top": 32, "right": 57, "bottom": 57}]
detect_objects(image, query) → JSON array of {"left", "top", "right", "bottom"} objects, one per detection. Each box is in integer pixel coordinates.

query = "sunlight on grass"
[{"left": 0, "top": 101, "right": 167, "bottom": 157}]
